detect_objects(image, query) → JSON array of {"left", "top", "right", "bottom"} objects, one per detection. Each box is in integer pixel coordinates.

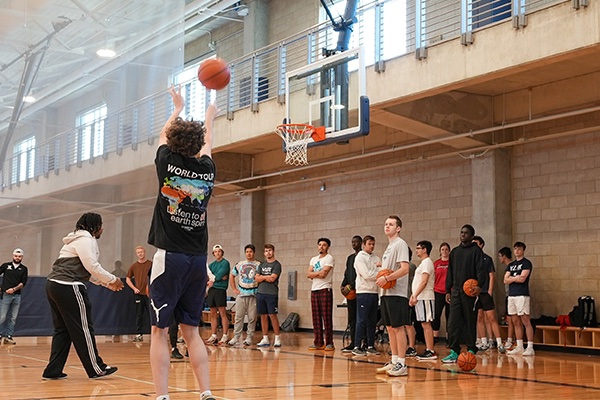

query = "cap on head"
[
  {"left": 212, "top": 244, "right": 224, "bottom": 255},
  {"left": 13, "top": 248, "right": 24, "bottom": 256}
]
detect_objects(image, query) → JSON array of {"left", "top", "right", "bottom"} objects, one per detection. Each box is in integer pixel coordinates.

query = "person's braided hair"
[{"left": 75, "top": 212, "right": 103, "bottom": 236}]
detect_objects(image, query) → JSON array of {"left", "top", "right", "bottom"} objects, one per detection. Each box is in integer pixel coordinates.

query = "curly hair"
[
  {"left": 166, "top": 117, "right": 206, "bottom": 157},
  {"left": 75, "top": 212, "right": 103, "bottom": 236}
]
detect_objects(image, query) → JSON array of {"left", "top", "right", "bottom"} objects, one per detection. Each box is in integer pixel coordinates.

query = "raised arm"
[
  {"left": 158, "top": 85, "right": 184, "bottom": 147},
  {"left": 199, "top": 103, "right": 218, "bottom": 158}
]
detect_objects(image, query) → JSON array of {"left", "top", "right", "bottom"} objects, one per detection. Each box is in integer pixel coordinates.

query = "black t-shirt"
[
  {"left": 506, "top": 257, "right": 532, "bottom": 296},
  {"left": 148, "top": 145, "right": 215, "bottom": 255}
]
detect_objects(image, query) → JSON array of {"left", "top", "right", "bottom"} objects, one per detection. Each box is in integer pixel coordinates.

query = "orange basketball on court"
[
  {"left": 197, "top": 58, "right": 230, "bottom": 90},
  {"left": 457, "top": 351, "right": 477, "bottom": 371},
  {"left": 462, "top": 278, "right": 479, "bottom": 297},
  {"left": 377, "top": 269, "right": 396, "bottom": 290}
]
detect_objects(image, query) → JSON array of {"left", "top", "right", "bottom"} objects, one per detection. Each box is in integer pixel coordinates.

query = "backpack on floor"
[{"left": 280, "top": 312, "right": 300, "bottom": 332}]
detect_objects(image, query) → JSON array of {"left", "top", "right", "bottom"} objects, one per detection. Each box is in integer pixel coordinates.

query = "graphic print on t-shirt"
[
  {"left": 313, "top": 260, "right": 323, "bottom": 272},
  {"left": 237, "top": 261, "right": 258, "bottom": 290},
  {"left": 160, "top": 172, "right": 213, "bottom": 230}
]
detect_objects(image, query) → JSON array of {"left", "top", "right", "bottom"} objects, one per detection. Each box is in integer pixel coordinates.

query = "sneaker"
[
  {"left": 177, "top": 337, "right": 185, "bottom": 343},
  {"left": 376, "top": 362, "right": 394, "bottom": 374},
  {"left": 257, "top": 337, "right": 270, "bottom": 347},
  {"left": 201, "top": 394, "right": 216, "bottom": 400},
  {"left": 273, "top": 337, "right": 282, "bottom": 347},
  {"left": 242, "top": 339, "right": 252, "bottom": 346},
  {"left": 324, "top": 344, "right": 335, "bottom": 351},
  {"left": 42, "top": 373, "right": 68, "bottom": 380},
  {"left": 171, "top": 348, "right": 184, "bottom": 359},
  {"left": 352, "top": 347, "right": 366, "bottom": 356},
  {"left": 505, "top": 341, "right": 514, "bottom": 350},
  {"left": 477, "top": 343, "right": 490, "bottom": 351},
  {"left": 3, "top": 336, "right": 16, "bottom": 345},
  {"left": 522, "top": 347, "right": 535, "bottom": 356},
  {"left": 341, "top": 345, "right": 354, "bottom": 353},
  {"left": 228, "top": 337, "right": 239, "bottom": 346},
  {"left": 498, "top": 344, "right": 506, "bottom": 353},
  {"left": 90, "top": 366, "right": 118, "bottom": 379},
  {"left": 417, "top": 349, "right": 438, "bottom": 360},
  {"left": 386, "top": 363, "right": 408, "bottom": 377},
  {"left": 405, "top": 347, "right": 417, "bottom": 357},
  {"left": 366, "top": 346, "right": 381, "bottom": 355},
  {"left": 507, "top": 346, "right": 524, "bottom": 355},
  {"left": 206, "top": 334, "right": 218, "bottom": 345},
  {"left": 442, "top": 350, "right": 458, "bottom": 363},
  {"left": 218, "top": 335, "right": 228, "bottom": 345},
  {"left": 308, "top": 344, "right": 325, "bottom": 350},
  {"left": 133, "top": 334, "right": 143, "bottom": 342}
]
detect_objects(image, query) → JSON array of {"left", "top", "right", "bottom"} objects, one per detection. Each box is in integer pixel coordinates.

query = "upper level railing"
[{"left": 1, "top": 0, "right": 570, "bottom": 190}]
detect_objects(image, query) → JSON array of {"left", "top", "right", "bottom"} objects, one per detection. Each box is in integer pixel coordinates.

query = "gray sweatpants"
[{"left": 233, "top": 295, "right": 257, "bottom": 340}]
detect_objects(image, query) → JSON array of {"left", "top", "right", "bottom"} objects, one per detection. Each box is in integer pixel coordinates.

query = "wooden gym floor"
[{"left": 1, "top": 330, "right": 599, "bottom": 399}]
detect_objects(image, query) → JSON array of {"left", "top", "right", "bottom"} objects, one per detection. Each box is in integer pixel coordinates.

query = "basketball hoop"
[{"left": 275, "top": 124, "right": 315, "bottom": 166}]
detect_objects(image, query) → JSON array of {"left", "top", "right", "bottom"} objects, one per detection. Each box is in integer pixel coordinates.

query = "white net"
[{"left": 275, "top": 124, "right": 315, "bottom": 166}]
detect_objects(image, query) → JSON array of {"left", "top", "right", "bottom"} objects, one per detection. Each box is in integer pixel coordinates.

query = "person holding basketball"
[
  {"left": 441, "top": 224, "right": 487, "bottom": 363},
  {"left": 147, "top": 85, "right": 217, "bottom": 400},
  {"left": 341, "top": 235, "right": 362, "bottom": 353},
  {"left": 375, "top": 215, "right": 411, "bottom": 376}
]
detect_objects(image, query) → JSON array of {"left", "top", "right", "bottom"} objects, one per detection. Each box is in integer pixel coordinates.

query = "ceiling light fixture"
[
  {"left": 96, "top": 47, "right": 116, "bottom": 58},
  {"left": 23, "top": 95, "right": 36, "bottom": 103}
]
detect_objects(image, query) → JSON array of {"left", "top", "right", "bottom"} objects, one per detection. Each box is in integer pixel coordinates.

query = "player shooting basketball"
[{"left": 147, "top": 85, "right": 218, "bottom": 400}]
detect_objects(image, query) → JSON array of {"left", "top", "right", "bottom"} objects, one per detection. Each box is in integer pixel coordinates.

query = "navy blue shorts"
[
  {"left": 256, "top": 293, "right": 278, "bottom": 315},
  {"left": 149, "top": 249, "right": 208, "bottom": 328}
]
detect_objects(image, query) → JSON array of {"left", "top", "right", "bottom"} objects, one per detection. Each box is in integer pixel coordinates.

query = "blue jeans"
[{"left": 0, "top": 293, "right": 21, "bottom": 337}]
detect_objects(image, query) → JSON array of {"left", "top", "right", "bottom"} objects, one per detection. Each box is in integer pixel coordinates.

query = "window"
[
  {"left": 172, "top": 62, "right": 213, "bottom": 121},
  {"left": 319, "top": 0, "right": 407, "bottom": 67},
  {"left": 75, "top": 104, "right": 107, "bottom": 162},
  {"left": 12, "top": 136, "right": 35, "bottom": 183}
]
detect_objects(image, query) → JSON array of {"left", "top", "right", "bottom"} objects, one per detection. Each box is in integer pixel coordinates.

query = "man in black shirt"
[
  {"left": 0, "top": 248, "right": 28, "bottom": 345},
  {"left": 340, "top": 235, "right": 362, "bottom": 353}
]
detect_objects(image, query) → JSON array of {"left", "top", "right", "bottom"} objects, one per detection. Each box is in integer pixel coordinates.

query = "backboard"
[{"left": 284, "top": 46, "right": 369, "bottom": 147}]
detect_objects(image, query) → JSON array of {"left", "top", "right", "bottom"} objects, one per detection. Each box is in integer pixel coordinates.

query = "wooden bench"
[
  {"left": 501, "top": 324, "right": 600, "bottom": 349},
  {"left": 534, "top": 325, "right": 600, "bottom": 349}
]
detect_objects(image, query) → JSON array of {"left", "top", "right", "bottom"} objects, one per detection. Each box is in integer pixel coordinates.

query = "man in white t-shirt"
[
  {"left": 375, "top": 215, "right": 410, "bottom": 377},
  {"left": 307, "top": 238, "right": 335, "bottom": 351},
  {"left": 411, "top": 240, "right": 436, "bottom": 360}
]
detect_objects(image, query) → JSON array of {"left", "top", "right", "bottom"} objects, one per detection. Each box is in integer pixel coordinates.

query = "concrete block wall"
[
  {"left": 512, "top": 130, "right": 600, "bottom": 317},
  {"left": 247, "top": 155, "right": 473, "bottom": 332}
]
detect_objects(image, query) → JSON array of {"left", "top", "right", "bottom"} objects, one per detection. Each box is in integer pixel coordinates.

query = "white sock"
[
  {"left": 398, "top": 357, "right": 406, "bottom": 366},
  {"left": 506, "top": 337, "right": 513, "bottom": 344},
  {"left": 496, "top": 338, "right": 502, "bottom": 347},
  {"left": 516, "top": 339, "right": 524, "bottom": 348},
  {"left": 263, "top": 335, "right": 269, "bottom": 340},
  {"left": 391, "top": 355, "right": 398, "bottom": 364},
  {"left": 275, "top": 335, "right": 280, "bottom": 340},
  {"left": 481, "top": 337, "right": 488, "bottom": 345},
  {"left": 527, "top": 341, "right": 534, "bottom": 348}
]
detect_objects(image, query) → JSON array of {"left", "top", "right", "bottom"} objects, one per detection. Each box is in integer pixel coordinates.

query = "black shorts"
[
  {"left": 256, "top": 293, "right": 278, "bottom": 315},
  {"left": 206, "top": 287, "right": 227, "bottom": 308},
  {"left": 380, "top": 296, "right": 410, "bottom": 328},
  {"left": 478, "top": 292, "right": 495, "bottom": 311}
]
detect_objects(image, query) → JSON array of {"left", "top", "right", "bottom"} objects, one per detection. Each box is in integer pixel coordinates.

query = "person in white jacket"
[
  {"left": 352, "top": 235, "right": 382, "bottom": 356},
  {"left": 42, "top": 212, "right": 124, "bottom": 380}
]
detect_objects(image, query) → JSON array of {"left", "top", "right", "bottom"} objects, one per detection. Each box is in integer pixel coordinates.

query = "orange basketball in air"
[
  {"left": 457, "top": 351, "right": 477, "bottom": 371},
  {"left": 377, "top": 269, "right": 396, "bottom": 290},
  {"left": 462, "top": 279, "right": 479, "bottom": 297},
  {"left": 197, "top": 58, "right": 230, "bottom": 90}
]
